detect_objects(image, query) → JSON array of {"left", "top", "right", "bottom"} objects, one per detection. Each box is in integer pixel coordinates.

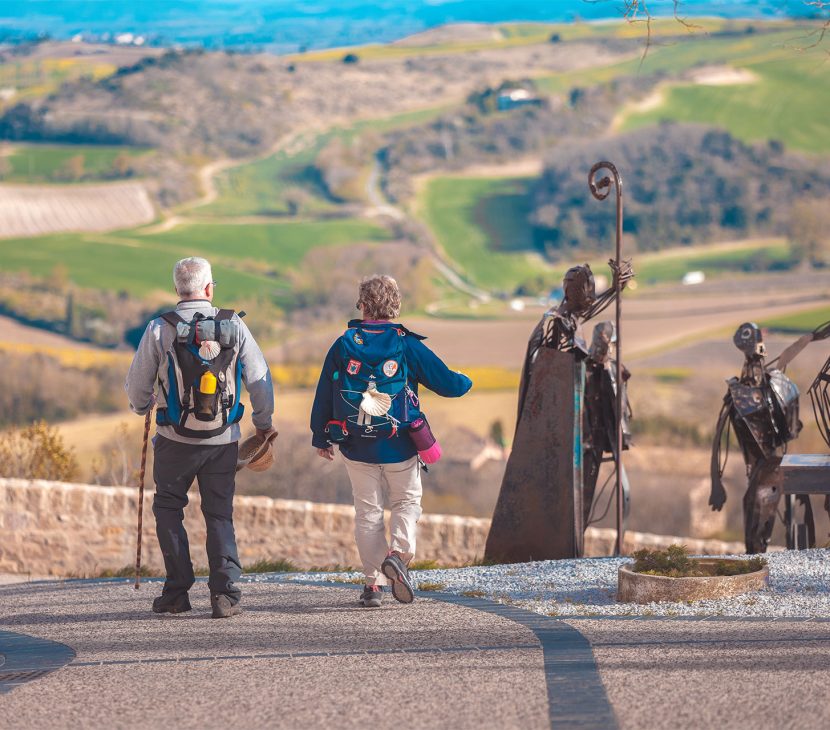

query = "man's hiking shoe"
[
  {"left": 152, "top": 592, "right": 192, "bottom": 615},
  {"left": 211, "top": 594, "right": 242, "bottom": 619},
  {"left": 381, "top": 552, "right": 415, "bottom": 604},
  {"left": 360, "top": 585, "right": 383, "bottom": 608}
]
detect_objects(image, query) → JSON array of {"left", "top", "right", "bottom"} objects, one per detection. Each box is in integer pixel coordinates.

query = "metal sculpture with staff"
[
  {"left": 485, "top": 161, "right": 633, "bottom": 562},
  {"left": 588, "top": 161, "right": 630, "bottom": 556}
]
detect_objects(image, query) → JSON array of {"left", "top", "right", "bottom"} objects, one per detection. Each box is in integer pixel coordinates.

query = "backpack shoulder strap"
[
  {"left": 215, "top": 308, "right": 235, "bottom": 321},
  {"left": 160, "top": 311, "right": 185, "bottom": 328},
  {"left": 397, "top": 324, "right": 427, "bottom": 341}
]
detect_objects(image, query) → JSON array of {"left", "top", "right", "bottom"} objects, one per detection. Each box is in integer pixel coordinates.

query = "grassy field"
[
  {"left": 635, "top": 240, "right": 792, "bottom": 284},
  {"left": 622, "top": 53, "right": 830, "bottom": 153},
  {"left": 761, "top": 305, "right": 830, "bottom": 333},
  {"left": 417, "top": 174, "right": 554, "bottom": 292},
  {"left": 204, "top": 106, "right": 448, "bottom": 217},
  {"left": 143, "top": 219, "right": 389, "bottom": 270},
  {"left": 204, "top": 133, "right": 336, "bottom": 217},
  {"left": 0, "top": 56, "right": 116, "bottom": 102},
  {"left": 289, "top": 18, "right": 735, "bottom": 63},
  {"left": 417, "top": 163, "right": 795, "bottom": 294},
  {"left": 536, "top": 26, "right": 824, "bottom": 93},
  {"left": 2, "top": 144, "right": 149, "bottom": 183},
  {"left": 0, "top": 218, "right": 391, "bottom": 301}
]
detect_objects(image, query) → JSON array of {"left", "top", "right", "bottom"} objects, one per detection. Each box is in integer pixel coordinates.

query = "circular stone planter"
[{"left": 617, "top": 559, "right": 769, "bottom": 604}]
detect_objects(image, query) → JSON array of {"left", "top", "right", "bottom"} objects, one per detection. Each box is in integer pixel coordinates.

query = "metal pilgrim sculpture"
[
  {"left": 584, "top": 320, "right": 633, "bottom": 529},
  {"left": 485, "top": 162, "right": 633, "bottom": 563},
  {"left": 710, "top": 321, "right": 830, "bottom": 553}
]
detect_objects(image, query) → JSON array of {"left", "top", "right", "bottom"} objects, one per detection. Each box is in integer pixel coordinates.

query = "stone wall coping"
[{"left": 0, "top": 477, "right": 742, "bottom": 554}]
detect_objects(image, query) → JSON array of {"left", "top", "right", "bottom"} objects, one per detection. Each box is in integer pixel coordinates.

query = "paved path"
[
  {"left": 0, "top": 579, "right": 556, "bottom": 730},
  {"left": 565, "top": 616, "right": 830, "bottom": 730},
  {"left": 1, "top": 578, "right": 829, "bottom": 729}
]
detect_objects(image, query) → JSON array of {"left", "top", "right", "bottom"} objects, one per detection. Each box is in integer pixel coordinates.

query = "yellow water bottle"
[
  {"left": 195, "top": 370, "right": 218, "bottom": 420},
  {"left": 200, "top": 371, "right": 217, "bottom": 394}
]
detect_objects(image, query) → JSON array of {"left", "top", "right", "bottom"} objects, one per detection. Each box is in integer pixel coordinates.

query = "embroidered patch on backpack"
[
  {"left": 347, "top": 359, "right": 362, "bottom": 375},
  {"left": 382, "top": 359, "right": 399, "bottom": 377}
]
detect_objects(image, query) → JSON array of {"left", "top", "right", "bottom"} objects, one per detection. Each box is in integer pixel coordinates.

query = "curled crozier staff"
[{"left": 589, "top": 160, "right": 628, "bottom": 556}]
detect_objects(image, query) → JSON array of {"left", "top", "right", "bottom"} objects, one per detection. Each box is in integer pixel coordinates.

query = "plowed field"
[{"left": 0, "top": 181, "right": 155, "bottom": 238}]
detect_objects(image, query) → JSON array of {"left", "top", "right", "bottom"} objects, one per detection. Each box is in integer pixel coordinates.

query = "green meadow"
[
  {"left": 3, "top": 144, "right": 150, "bottom": 182},
  {"left": 0, "top": 218, "right": 391, "bottom": 301},
  {"left": 204, "top": 134, "right": 336, "bottom": 217},
  {"left": 417, "top": 175, "right": 552, "bottom": 292},
  {"left": 416, "top": 166, "right": 793, "bottom": 294},
  {"left": 534, "top": 26, "right": 830, "bottom": 155},
  {"left": 204, "top": 106, "right": 448, "bottom": 217},
  {"left": 0, "top": 56, "right": 116, "bottom": 100},
  {"left": 289, "top": 17, "right": 734, "bottom": 63},
  {"left": 622, "top": 52, "right": 830, "bottom": 153},
  {"left": 634, "top": 240, "right": 792, "bottom": 284},
  {"left": 761, "top": 305, "right": 830, "bottom": 334}
]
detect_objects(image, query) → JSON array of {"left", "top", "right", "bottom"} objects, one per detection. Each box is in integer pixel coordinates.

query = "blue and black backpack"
[
  {"left": 327, "top": 324, "right": 421, "bottom": 442},
  {"left": 155, "top": 309, "right": 245, "bottom": 438}
]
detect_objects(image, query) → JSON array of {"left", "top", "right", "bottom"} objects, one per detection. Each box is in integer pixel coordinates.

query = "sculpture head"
[
  {"left": 562, "top": 264, "right": 596, "bottom": 314},
  {"left": 733, "top": 322, "right": 766, "bottom": 360},
  {"left": 589, "top": 321, "right": 615, "bottom": 363}
]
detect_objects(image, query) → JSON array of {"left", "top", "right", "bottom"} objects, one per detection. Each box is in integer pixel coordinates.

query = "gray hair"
[{"left": 173, "top": 257, "right": 212, "bottom": 297}]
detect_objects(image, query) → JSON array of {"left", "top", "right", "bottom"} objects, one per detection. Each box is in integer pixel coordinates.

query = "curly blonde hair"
[{"left": 357, "top": 275, "right": 401, "bottom": 320}]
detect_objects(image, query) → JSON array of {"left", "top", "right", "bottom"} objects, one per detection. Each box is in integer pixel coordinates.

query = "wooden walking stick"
[{"left": 134, "top": 409, "right": 152, "bottom": 589}]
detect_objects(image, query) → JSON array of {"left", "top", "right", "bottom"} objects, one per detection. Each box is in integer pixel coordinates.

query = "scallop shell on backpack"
[
  {"left": 360, "top": 388, "right": 392, "bottom": 416},
  {"left": 199, "top": 340, "right": 222, "bottom": 360}
]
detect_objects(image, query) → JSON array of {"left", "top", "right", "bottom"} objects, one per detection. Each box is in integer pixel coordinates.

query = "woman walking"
[{"left": 310, "top": 275, "right": 472, "bottom": 606}]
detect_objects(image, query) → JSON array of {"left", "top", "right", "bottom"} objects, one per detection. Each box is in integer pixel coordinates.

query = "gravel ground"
[{"left": 284, "top": 549, "right": 830, "bottom": 618}]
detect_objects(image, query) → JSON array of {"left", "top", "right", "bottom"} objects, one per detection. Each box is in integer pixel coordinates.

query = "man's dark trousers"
[{"left": 152, "top": 435, "right": 242, "bottom": 604}]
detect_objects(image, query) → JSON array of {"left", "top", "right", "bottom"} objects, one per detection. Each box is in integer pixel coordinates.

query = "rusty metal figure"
[
  {"left": 584, "top": 321, "right": 633, "bottom": 528},
  {"left": 512, "top": 259, "right": 633, "bottom": 535},
  {"left": 710, "top": 322, "right": 830, "bottom": 553},
  {"left": 517, "top": 261, "right": 634, "bottom": 421},
  {"left": 485, "top": 161, "right": 631, "bottom": 563}
]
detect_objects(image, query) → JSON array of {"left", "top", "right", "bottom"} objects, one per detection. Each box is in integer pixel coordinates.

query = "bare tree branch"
[
  {"left": 604, "top": 0, "right": 830, "bottom": 61},
  {"left": 795, "top": 1, "right": 830, "bottom": 53},
  {"left": 615, "top": 0, "right": 704, "bottom": 63}
]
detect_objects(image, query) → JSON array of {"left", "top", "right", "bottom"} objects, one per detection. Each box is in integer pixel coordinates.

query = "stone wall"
[{"left": 0, "top": 479, "right": 747, "bottom": 577}]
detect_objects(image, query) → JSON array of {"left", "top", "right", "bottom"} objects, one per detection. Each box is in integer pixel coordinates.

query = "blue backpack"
[{"left": 328, "top": 324, "right": 421, "bottom": 441}]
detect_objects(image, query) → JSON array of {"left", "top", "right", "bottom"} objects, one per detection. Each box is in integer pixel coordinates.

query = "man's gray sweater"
[{"left": 125, "top": 299, "right": 274, "bottom": 445}]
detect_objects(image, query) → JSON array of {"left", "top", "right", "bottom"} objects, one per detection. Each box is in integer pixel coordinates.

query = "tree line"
[{"left": 530, "top": 123, "right": 830, "bottom": 258}]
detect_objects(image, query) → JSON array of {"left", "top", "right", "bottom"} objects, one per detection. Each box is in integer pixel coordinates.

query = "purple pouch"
[{"left": 409, "top": 417, "right": 442, "bottom": 464}]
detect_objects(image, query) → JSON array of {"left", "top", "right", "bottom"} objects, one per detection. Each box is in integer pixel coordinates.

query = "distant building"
[{"left": 497, "top": 87, "right": 542, "bottom": 112}]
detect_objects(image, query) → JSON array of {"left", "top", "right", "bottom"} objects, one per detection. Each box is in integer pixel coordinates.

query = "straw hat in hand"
[{"left": 237, "top": 428, "right": 278, "bottom": 472}]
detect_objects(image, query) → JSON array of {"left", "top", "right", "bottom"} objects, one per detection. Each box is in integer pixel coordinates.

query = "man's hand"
[
  {"left": 256, "top": 426, "right": 278, "bottom": 444},
  {"left": 317, "top": 446, "right": 335, "bottom": 461}
]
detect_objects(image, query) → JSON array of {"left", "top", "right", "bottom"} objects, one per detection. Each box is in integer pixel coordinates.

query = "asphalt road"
[{"left": 1, "top": 578, "right": 828, "bottom": 729}]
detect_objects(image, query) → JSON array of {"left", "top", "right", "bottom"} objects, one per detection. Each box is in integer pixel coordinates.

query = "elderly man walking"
[{"left": 126, "top": 257, "right": 274, "bottom": 618}]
